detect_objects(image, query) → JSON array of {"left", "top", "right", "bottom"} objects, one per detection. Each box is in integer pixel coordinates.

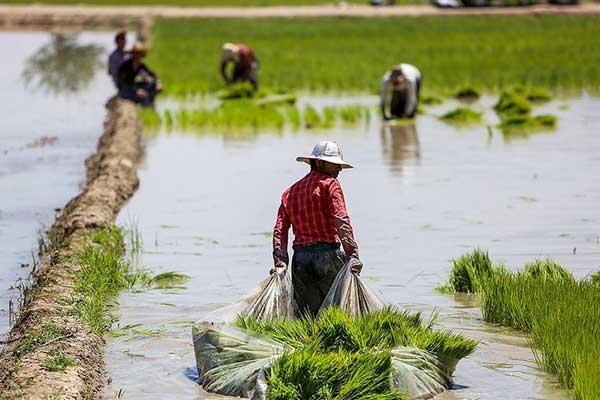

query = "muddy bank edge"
[{"left": 0, "top": 99, "right": 141, "bottom": 400}]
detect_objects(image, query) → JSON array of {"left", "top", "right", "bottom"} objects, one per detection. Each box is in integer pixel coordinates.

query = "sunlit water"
[
  {"left": 105, "top": 94, "right": 600, "bottom": 399},
  {"left": 0, "top": 31, "right": 116, "bottom": 346}
]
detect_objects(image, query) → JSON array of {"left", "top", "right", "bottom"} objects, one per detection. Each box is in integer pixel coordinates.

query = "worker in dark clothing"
[
  {"left": 272, "top": 141, "right": 363, "bottom": 316},
  {"left": 220, "top": 42, "right": 259, "bottom": 91},
  {"left": 107, "top": 30, "right": 128, "bottom": 85},
  {"left": 117, "top": 42, "right": 162, "bottom": 106},
  {"left": 380, "top": 64, "right": 422, "bottom": 120}
]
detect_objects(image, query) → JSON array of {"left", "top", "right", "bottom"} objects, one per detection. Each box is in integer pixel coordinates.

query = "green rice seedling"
[
  {"left": 217, "top": 83, "right": 257, "bottom": 99},
  {"left": 590, "top": 269, "right": 600, "bottom": 286},
  {"left": 339, "top": 105, "right": 369, "bottom": 126},
  {"left": 498, "top": 114, "right": 556, "bottom": 134},
  {"left": 494, "top": 91, "right": 532, "bottom": 117},
  {"left": 139, "top": 108, "right": 162, "bottom": 131},
  {"left": 420, "top": 94, "right": 445, "bottom": 106},
  {"left": 445, "top": 249, "right": 495, "bottom": 293},
  {"left": 285, "top": 106, "right": 302, "bottom": 131},
  {"left": 521, "top": 259, "right": 574, "bottom": 283},
  {"left": 163, "top": 109, "right": 174, "bottom": 129},
  {"left": 13, "top": 323, "right": 66, "bottom": 358},
  {"left": 148, "top": 17, "right": 600, "bottom": 96},
  {"left": 43, "top": 350, "right": 76, "bottom": 372},
  {"left": 513, "top": 86, "right": 553, "bottom": 102},
  {"left": 322, "top": 106, "right": 337, "bottom": 129},
  {"left": 454, "top": 87, "right": 480, "bottom": 100},
  {"left": 149, "top": 272, "right": 191, "bottom": 288},
  {"left": 303, "top": 106, "right": 322, "bottom": 129},
  {"left": 439, "top": 107, "right": 482, "bottom": 124}
]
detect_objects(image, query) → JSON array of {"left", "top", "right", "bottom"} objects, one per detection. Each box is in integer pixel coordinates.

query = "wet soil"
[
  {"left": 104, "top": 94, "right": 599, "bottom": 399},
  {"left": 0, "top": 98, "right": 141, "bottom": 399}
]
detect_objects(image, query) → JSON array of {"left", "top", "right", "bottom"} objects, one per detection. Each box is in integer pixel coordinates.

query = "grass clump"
[
  {"left": 454, "top": 87, "right": 480, "bottom": 100},
  {"left": 494, "top": 90, "right": 531, "bottom": 117},
  {"left": 13, "top": 323, "right": 66, "bottom": 358},
  {"left": 590, "top": 269, "right": 600, "bottom": 286},
  {"left": 43, "top": 350, "right": 76, "bottom": 372},
  {"left": 513, "top": 86, "right": 553, "bottom": 102},
  {"left": 439, "top": 107, "right": 482, "bottom": 124},
  {"left": 441, "top": 249, "right": 498, "bottom": 293},
  {"left": 441, "top": 251, "right": 600, "bottom": 399},
  {"left": 420, "top": 94, "right": 444, "bottom": 106}
]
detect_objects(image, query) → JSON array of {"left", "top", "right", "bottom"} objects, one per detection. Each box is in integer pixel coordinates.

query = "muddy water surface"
[
  {"left": 0, "top": 31, "right": 115, "bottom": 345},
  {"left": 106, "top": 95, "right": 599, "bottom": 399}
]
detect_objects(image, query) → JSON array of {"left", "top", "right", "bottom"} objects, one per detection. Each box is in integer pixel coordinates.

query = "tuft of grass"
[
  {"left": 590, "top": 269, "right": 600, "bottom": 286},
  {"left": 498, "top": 114, "right": 557, "bottom": 134},
  {"left": 439, "top": 107, "right": 482, "bottom": 124},
  {"left": 149, "top": 272, "right": 191, "bottom": 288},
  {"left": 454, "top": 87, "right": 480, "bottom": 100},
  {"left": 13, "top": 323, "right": 66, "bottom": 358},
  {"left": 494, "top": 90, "right": 532, "bottom": 117},
  {"left": 513, "top": 86, "right": 553, "bottom": 102},
  {"left": 420, "top": 94, "right": 444, "bottom": 105},
  {"left": 43, "top": 350, "right": 76, "bottom": 372},
  {"left": 442, "top": 249, "right": 500, "bottom": 294},
  {"left": 442, "top": 251, "right": 600, "bottom": 399},
  {"left": 521, "top": 259, "right": 574, "bottom": 283}
]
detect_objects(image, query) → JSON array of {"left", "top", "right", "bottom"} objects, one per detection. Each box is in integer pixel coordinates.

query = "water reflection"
[
  {"left": 380, "top": 122, "right": 420, "bottom": 175},
  {"left": 21, "top": 34, "right": 104, "bottom": 95}
]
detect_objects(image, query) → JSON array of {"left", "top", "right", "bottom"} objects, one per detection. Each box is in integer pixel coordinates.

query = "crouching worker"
[
  {"left": 272, "top": 141, "right": 363, "bottom": 317},
  {"left": 380, "top": 64, "right": 422, "bottom": 120},
  {"left": 220, "top": 42, "right": 259, "bottom": 91},
  {"left": 117, "top": 42, "right": 162, "bottom": 107}
]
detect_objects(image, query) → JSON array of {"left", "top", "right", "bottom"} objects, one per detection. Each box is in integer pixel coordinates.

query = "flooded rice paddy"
[
  {"left": 106, "top": 94, "right": 599, "bottom": 398},
  {"left": 0, "top": 31, "right": 115, "bottom": 346}
]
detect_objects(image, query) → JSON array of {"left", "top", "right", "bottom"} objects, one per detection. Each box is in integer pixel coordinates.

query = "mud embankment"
[{"left": 0, "top": 99, "right": 141, "bottom": 400}]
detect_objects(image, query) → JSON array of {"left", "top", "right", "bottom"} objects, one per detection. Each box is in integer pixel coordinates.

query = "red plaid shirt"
[{"left": 273, "top": 170, "right": 359, "bottom": 264}]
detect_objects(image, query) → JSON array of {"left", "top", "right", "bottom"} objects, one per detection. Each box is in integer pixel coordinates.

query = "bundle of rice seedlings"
[
  {"left": 494, "top": 90, "right": 531, "bottom": 117},
  {"left": 439, "top": 107, "right": 482, "bottom": 124},
  {"left": 454, "top": 87, "right": 480, "bottom": 100},
  {"left": 590, "top": 269, "right": 600, "bottom": 286},
  {"left": 446, "top": 249, "right": 495, "bottom": 293},
  {"left": 498, "top": 114, "right": 556, "bottom": 133},
  {"left": 267, "top": 349, "right": 408, "bottom": 400},
  {"left": 513, "top": 86, "right": 552, "bottom": 102},
  {"left": 420, "top": 94, "right": 444, "bottom": 105},
  {"left": 521, "top": 259, "right": 574, "bottom": 283}
]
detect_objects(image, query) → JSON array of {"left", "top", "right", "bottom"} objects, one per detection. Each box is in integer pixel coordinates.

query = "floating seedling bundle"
[{"left": 192, "top": 261, "right": 476, "bottom": 399}]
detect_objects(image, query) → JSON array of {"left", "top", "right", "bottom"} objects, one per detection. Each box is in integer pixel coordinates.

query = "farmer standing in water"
[
  {"left": 380, "top": 64, "right": 422, "bottom": 120},
  {"left": 272, "top": 141, "right": 363, "bottom": 316},
  {"left": 220, "top": 43, "right": 259, "bottom": 91}
]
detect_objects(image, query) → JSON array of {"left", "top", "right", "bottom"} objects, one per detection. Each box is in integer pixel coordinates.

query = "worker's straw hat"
[
  {"left": 131, "top": 42, "right": 147, "bottom": 55},
  {"left": 296, "top": 141, "right": 353, "bottom": 169},
  {"left": 221, "top": 42, "right": 240, "bottom": 62}
]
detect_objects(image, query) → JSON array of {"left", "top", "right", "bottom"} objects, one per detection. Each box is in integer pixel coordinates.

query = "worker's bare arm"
[{"left": 272, "top": 200, "right": 291, "bottom": 275}]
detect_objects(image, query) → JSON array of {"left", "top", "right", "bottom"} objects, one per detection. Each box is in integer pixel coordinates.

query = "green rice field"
[
  {"left": 148, "top": 16, "right": 600, "bottom": 96},
  {"left": 0, "top": 0, "right": 425, "bottom": 4},
  {"left": 441, "top": 250, "right": 600, "bottom": 400}
]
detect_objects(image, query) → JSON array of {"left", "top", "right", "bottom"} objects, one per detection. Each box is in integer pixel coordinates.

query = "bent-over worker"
[
  {"left": 272, "top": 141, "right": 363, "bottom": 317},
  {"left": 220, "top": 43, "right": 259, "bottom": 91},
  {"left": 117, "top": 42, "right": 162, "bottom": 107},
  {"left": 380, "top": 64, "right": 422, "bottom": 120}
]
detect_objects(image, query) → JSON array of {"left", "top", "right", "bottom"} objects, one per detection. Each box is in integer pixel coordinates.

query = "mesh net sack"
[
  {"left": 320, "top": 260, "right": 387, "bottom": 317},
  {"left": 390, "top": 347, "right": 451, "bottom": 399}
]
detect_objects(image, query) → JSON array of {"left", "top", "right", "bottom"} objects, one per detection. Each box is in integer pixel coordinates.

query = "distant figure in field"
[
  {"left": 107, "top": 30, "right": 129, "bottom": 86},
  {"left": 380, "top": 64, "right": 422, "bottom": 120},
  {"left": 220, "top": 43, "right": 259, "bottom": 91},
  {"left": 117, "top": 42, "right": 162, "bottom": 106}
]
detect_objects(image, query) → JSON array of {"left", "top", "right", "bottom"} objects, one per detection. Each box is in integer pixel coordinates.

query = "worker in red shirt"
[
  {"left": 220, "top": 42, "right": 259, "bottom": 91},
  {"left": 272, "top": 141, "right": 363, "bottom": 316}
]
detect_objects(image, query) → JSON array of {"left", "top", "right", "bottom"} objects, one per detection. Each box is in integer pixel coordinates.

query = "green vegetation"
[
  {"left": 494, "top": 89, "right": 556, "bottom": 135},
  {"left": 439, "top": 107, "right": 482, "bottom": 124},
  {"left": 13, "top": 323, "right": 66, "bottom": 358},
  {"left": 498, "top": 114, "right": 556, "bottom": 133},
  {"left": 0, "top": 0, "right": 426, "bottom": 6},
  {"left": 441, "top": 251, "right": 600, "bottom": 399},
  {"left": 143, "top": 100, "right": 370, "bottom": 133},
  {"left": 149, "top": 16, "right": 600, "bottom": 96},
  {"left": 43, "top": 350, "right": 76, "bottom": 372},
  {"left": 453, "top": 87, "right": 480, "bottom": 100},
  {"left": 439, "top": 249, "right": 505, "bottom": 293},
  {"left": 236, "top": 307, "right": 477, "bottom": 399},
  {"left": 494, "top": 90, "right": 532, "bottom": 117}
]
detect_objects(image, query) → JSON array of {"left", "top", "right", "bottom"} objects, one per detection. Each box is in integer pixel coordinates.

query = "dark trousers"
[
  {"left": 118, "top": 81, "right": 158, "bottom": 107},
  {"left": 390, "top": 77, "right": 422, "bottom": 119},
  {"left": 233, "top": 63, "right": 259, "bottom": 91},
  {"left": 292, "top": 243, "right": 347, "bottom": 317}
]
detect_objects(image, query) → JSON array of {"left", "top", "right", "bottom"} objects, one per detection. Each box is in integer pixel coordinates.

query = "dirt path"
[
  {"left": 0, "top": 3, "right": 599, "bottom": 29},
  {"left": 0, "top": 99, "right": 141, "bottom": 400}
]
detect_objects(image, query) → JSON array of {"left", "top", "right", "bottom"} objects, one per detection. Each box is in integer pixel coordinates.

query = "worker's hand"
[
  {"left": 349, "top": 257, "right": 363, "bottom": 275},
  {"left": 136, "top": 88, "right": 148, "bottom": 98},
  {"left": 156, "top": 82, "right": 163, "bottom": 93},
  {"left": 270, "top": 260, "right": 287, "bottom": 276}
]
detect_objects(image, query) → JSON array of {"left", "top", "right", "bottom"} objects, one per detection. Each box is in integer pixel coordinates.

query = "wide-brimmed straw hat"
[
  {"left": 221, "top": 42, "right": 240, "bottom": 62},
  {"left": 131, "top": 42, "right": 147, "bottom": 55},
  {"left": 296, "top": 141, "right": 353, "bottom": 169}
]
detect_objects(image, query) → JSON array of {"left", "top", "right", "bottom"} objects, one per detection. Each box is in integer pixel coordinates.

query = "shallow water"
[
  {"left": 105, "top": 93, "right": 599, "bottom": 399},
  {"left": 0, "top": 31, "right": 116, "bottom": 345}
]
